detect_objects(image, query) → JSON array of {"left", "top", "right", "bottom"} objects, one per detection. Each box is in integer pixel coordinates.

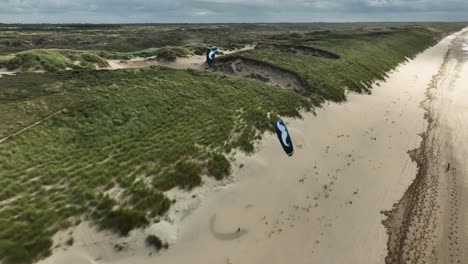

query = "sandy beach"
[
  {"left": 384, "top": 29, "right": 468, "bottom": 264},
  {"left": 37, "top": 29, "right": 468, "bottom": 264}
]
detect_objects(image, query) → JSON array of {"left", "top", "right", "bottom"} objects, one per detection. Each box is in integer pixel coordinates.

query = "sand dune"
[
  {"left": 106, "top": 45, "right": 255, "bottom": 70},
  {"left": 37, "top": 30, "right": 467, "bottom": 264}
]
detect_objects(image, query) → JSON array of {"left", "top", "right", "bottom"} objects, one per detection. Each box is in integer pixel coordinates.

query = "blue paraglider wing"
[
  {"left": 206, "top": 47, "right": 219, "bottom": 67},
  {"left": 274, "top": 119, "right": 294, "bottom": 156}
]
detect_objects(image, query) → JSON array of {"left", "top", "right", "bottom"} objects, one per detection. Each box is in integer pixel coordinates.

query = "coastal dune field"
[
  {"left": 0, "top": 24, "right": 467, "bottom": 264},
  {"left": 142, "top": 30, "right": 467, "bottom": 264},
  {"left": 38, "top": 29, "right": 467, "bottom": 264}
]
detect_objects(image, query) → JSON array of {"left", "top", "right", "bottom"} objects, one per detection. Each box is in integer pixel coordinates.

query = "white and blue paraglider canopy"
[
  {"left": 274, "top": 119, "right": 294, "bottom": 157},
  {"left": 206, "top": 46, "right": 219, "bottom": 67}
]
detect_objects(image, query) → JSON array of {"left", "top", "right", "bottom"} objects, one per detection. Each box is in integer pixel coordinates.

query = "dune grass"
[
  {"left": 222, "top": 25, "right": 464, "bottom": 102},
  {"left": 0, "top": 67, "right": 310, "bottom": 263},
  {"left": 2, "top": 23, "right": 462, "bottom": 55},
  {"left": 98, "top": 46, "right": 193, "bottom": 60},
  {"left": 0, "top": 46, "right": 195, "bottom": 73},
  {"left": 0, "top": 49, "right": 110, "bottom": 72}
]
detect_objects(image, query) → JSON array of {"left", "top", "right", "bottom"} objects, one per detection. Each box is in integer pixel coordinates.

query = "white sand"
[
  {"left": 427, "top": 30, "right": 468, "bottom": 262},
  {"left": 37, "top": 31, "right": 466, "bottom": 264},
  {"left": 462, "top": 43, "right": 468, "bottom": 53},
  {"left": 380, "top": 29, "right": 468, "bottom": 264},
  {"left": 106, "top": 45, "right": 255, "bottom": 70},
  {"left": 0, "top": 68, "right": 16, "bottom": 77},
  {"left": 0, "top": 67, "right": 46, "bottom": 77},
  {"left": 106, "top": 54, "right": 205, "bottom": 70},
  {"left": 449, "top": 32, "right": 468, "bottom": 261}
]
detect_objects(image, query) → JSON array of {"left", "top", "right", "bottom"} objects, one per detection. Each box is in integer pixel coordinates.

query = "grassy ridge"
[
  {"left": 0, "top": 67, "right": 310, "bottom": 263},
  {"left": 0, "top": 46, "right": 197, "bottom": 72},
  {"left": 225, "top": 25, "right": 464, "bottom": 102},
  {"left": 1, "top": 24, "right": 463, "bottom": 101},
  {"left": 97, "top": 46, "right": 197, "bottom": 60},
  {"left": 0, "top": 49, "right": 109, "bottom": 72}
]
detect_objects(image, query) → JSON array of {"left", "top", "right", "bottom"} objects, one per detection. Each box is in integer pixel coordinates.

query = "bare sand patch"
[
  {"left": 105, "top": 45, "right": 255, "bottom": 71},
  {"left": 214, "top": 57, "right": 312, "bottom": 95}
]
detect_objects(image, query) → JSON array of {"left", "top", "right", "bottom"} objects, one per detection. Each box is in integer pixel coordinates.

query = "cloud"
[{"left": 0, "top": 0, "right": 467, "bottom": 23}]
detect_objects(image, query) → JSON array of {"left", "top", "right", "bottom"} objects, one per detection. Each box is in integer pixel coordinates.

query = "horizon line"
[{"left": 0, "top": 21, "right": 467, "bottom": 25}]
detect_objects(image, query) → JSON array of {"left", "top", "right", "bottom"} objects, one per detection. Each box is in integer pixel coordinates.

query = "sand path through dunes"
[
  {"left": 106, "top": 45, "right": 255, "bottom": 70},
  {"left": 103, "top": 30, "right": 464, "bottom": 264}
]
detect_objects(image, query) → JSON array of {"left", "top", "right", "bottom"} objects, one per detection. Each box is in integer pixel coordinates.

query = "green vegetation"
[
  {"left": 207, "top": 153, "right": 231, "bottom": 180},
  {"left": 222, "top": 25, "right": 465, "bottom": 102},
  {"left": 153, "top": 161, "right": 203, "bottom": 191},
  {"left": 104, "top": 46, "right": 192, "bottom": 60},
  {"left": 0, "top": 66, "right": 309, "bottom": 263},
  {"left": 145, "top": 235, "right": 168, "bottom": 251},
  {"left": 0, "top": 49, "right": 109, "bottom": 72},
  {"left": 0, "top": 23, "right": 464, "bottom": 56},
  {"left": 0, "top": 23, "right": 465, "bottom": 263},
  {"left": 0, "top": 235, "right": 52, "bottom": 264},
  {"left": 98, "top": 208, "right": 149, "bottom": 236},
  {"left": 0, "top": 46, "right": 195, "bottom": 72}
]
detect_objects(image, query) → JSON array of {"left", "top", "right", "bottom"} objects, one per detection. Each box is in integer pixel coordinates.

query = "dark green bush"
[
  {"left": 98, "top": 208, "right": 149, "bottom": 236},
  {"left": 0, "top": 237, "right": 52, "bottom": 264},
  {"left": 65, "top": 237, "right": 74, "bottom": 246},
  {"left": 81, "top": 53, "right": 109, "bottom": 68},
  {"left": 145, "top": 235, "right": 163, "bottom": 250},
  {"left": 207, "top": 153, "right": 231, "bottom": 180},
  {"left": 153, "top": 161, "right": 202, "bottom": 191},
  {"left": 129, "top": 183, "right": 171, "bottom": 215}
]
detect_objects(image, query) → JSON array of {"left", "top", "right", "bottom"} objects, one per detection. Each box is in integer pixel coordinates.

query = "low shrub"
[
  {"left": 145, "top": 235, "right": 163, "bottom": 250},
  {"left": 207, "top": 153, "right": 231, "bottom": 180},
  {"left": 98, "top": 208, "right": 149, "bottom": 236},
  {"left": 153, "top": 161, "right": 202, "bottom": 191}
]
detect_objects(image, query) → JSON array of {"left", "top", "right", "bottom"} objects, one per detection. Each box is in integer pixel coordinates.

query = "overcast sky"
[{"left": 1, "top": 0, "right": 467, "bottom": 23}]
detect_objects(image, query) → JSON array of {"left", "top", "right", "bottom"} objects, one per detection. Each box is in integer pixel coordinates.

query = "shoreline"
[
  {"left": 37, "top": 28, "right": 468, "bottom": 264},
  {"left": 383, "top": 29, "right": 468, "bottom": 264}
]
